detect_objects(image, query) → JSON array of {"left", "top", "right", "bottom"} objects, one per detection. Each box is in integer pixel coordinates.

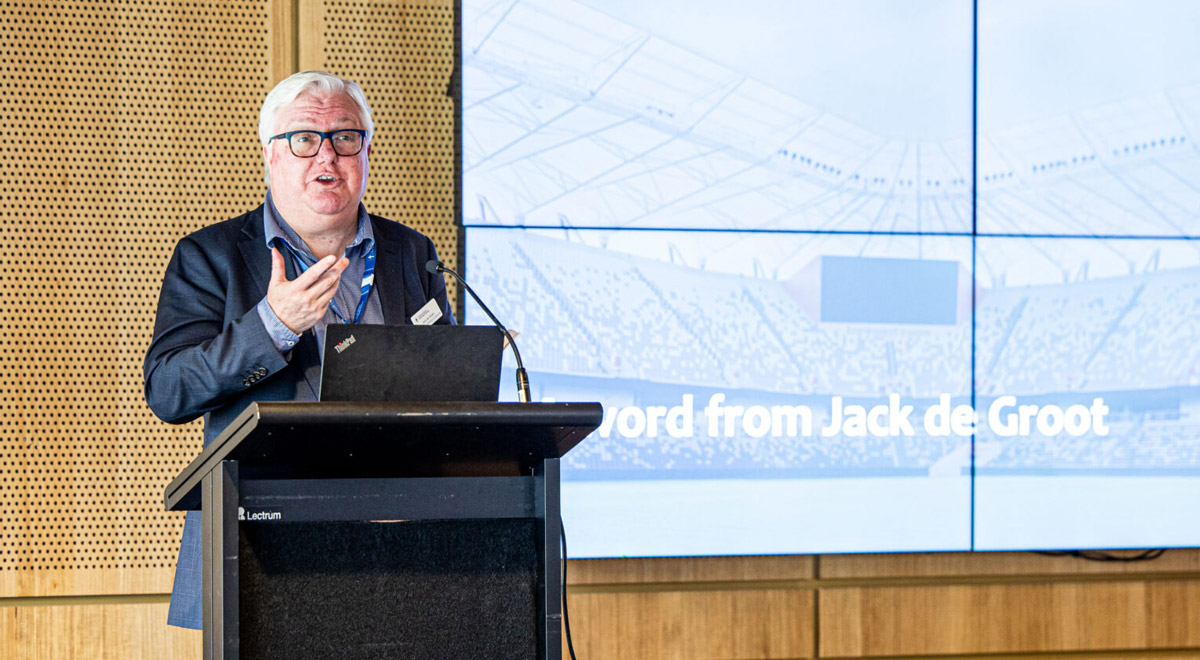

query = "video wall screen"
[{"left": 462, "top": 0, "right": 1200, "bottom": 556}]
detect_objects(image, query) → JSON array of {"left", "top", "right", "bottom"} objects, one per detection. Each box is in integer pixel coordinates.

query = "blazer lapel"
[
  {"left": 372, "top": 216, "right": 409, "bottom": 324},
  {"left": 238, "top": 207, "right": 321, "bottom": 399},
  {"left": 237, "top": 208, "right": 272, "bottom": 303}
]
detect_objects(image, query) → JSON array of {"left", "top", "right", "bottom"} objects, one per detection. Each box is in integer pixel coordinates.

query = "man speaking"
[{"left": 143, "top": 71, "right": 454, "bottom": 629}]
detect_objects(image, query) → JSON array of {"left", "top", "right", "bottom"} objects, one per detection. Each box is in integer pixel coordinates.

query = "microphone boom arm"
[{"left": 427, "top": 260, "right": 532, "bottom": 403}]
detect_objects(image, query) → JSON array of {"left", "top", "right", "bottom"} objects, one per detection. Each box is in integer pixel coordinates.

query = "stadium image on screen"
[{"left": 462, "top": 0, "right": 1200, "bottom": 556}]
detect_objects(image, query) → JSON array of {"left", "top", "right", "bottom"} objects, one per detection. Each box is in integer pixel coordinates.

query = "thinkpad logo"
[{"left": 334, "top": 334, "right": 356, "bottom": 353}]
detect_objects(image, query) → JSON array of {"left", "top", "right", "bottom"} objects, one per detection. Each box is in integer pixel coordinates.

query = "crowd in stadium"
[{"left": 472, "top": 234, "right": 1200, "bottom": 475}]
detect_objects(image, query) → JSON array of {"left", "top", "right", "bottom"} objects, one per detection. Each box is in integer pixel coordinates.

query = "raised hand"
[{"left": 265, "top": 247, "right": 349, "bottom": 334}]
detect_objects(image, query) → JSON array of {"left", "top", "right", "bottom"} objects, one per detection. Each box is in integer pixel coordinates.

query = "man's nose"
[{"left": 313, "top": 136, "right": 338, "bottom": 161}]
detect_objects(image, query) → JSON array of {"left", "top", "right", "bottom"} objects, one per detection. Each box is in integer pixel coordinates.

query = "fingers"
[
  {"left": 330, "top": 256, "right": 351, "bottom": 281},
  {"left": 293, "top": 255, "right": 346, "bottom": 288},
  {"left": 303, "top": 259, "right": 350, "bottom": 309},
  {"left": 309, "top": 264, "right": 344, "bottom": 302},
  {"left": 270, "top": 247, "right": 286, "bottom": 284},
  {"left": 272, "top": 250, "right": 349, "bottom": 287},
  {"left": 265, "top": 252, "right": 352, "bottom": 335}
]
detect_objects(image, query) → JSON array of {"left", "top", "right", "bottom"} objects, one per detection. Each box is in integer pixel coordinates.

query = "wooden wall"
[
  {"left": 567, "top": 552, "right": 1200, "bottom": 659},
  {"left": 1, "top": 0, "right": 271, "bottom": 657},
  {"left": 2, "top": 1, "right": 1199, "bottom": 658}
]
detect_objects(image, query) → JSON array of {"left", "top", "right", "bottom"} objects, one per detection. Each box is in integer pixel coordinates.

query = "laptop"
[{"left": 318, "top": 324, "right": 504, "bottom": 402}]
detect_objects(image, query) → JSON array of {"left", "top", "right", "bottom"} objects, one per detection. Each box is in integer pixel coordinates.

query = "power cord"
[{"left": 561, "top": 516, "right": 578, "bottom": 660}]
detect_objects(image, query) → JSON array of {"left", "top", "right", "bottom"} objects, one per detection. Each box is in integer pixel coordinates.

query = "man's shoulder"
[
  {"left": 179, "top": 205, "right": 265, "bottom": 248},
  {"left": 368, "top": 213, "right": 435, "bottom": 249}
]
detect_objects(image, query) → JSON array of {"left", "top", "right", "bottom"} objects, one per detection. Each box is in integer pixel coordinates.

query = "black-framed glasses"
[{"left": 268, "top": 129, "right": 367, "bottom": 158}]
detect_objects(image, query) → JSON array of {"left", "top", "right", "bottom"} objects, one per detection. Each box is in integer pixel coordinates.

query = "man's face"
[{"left": 265, "top": 91, "right": 370, "bottom": 225}]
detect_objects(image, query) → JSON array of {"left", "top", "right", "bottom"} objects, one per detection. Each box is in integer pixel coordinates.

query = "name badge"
[{"left": 410, "top": 298, "right": 443, "bottom": 325}]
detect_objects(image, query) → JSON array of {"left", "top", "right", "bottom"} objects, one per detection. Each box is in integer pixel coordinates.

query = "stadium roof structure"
[
  {"left": 978, "top": 89, "right": 1200, "bottom": 236},
  {"left": 465, "top": 0, "right": 1200, "bottom": 242},
  {"left": 464, "top": 0, "right": 971, "bottom": 234}
]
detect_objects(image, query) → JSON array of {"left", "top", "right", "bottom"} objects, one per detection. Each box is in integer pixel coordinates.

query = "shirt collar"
[{"left": 263, "top": 189, "right": 375, "bottom": 262}]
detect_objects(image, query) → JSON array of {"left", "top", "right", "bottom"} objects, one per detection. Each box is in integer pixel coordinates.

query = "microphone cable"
[{"left": 429, "top": 259, "right": 575, "bottom": 652}]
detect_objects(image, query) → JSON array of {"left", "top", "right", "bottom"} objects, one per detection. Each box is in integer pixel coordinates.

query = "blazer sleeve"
[{"left": 143, "top": 234, "right": 290, "bottom": 424}]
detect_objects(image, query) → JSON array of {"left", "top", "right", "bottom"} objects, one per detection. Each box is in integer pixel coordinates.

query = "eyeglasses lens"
[{"left": 288, "top": 131, "right": 363, "bottom": 157}]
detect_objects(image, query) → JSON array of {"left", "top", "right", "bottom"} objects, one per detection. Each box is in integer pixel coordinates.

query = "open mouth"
[{"left": 315, "top": 175, "right": 338, "bottom": 184}]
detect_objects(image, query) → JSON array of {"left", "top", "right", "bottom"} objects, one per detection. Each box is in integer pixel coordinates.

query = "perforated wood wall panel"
[
  {"left": 0, "top": 1, "right": 269, "bottom": 595},
  {"left": 304, "top": 0, "right": 461, "bottom": 312}
]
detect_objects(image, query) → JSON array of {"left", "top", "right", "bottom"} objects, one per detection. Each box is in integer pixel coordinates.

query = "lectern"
[{"left": 165, "top": 401, "right": 602, "bottom": 660}]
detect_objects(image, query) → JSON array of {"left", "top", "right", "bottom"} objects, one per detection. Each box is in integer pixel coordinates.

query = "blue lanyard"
[{"left": 282, "top": 241, "right": 377, "bottom": 324}]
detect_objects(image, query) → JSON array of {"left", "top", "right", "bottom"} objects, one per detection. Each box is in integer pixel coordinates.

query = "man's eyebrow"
[{"left": 281, "top": 115, "right": 360, "bottom": 127}]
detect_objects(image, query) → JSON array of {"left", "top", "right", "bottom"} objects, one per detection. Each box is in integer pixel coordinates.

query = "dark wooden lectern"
[{"left": 165, "top": 401, "right": 601, "bottom": 660}]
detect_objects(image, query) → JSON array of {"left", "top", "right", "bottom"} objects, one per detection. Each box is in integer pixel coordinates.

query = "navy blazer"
[{"left": 144, "top": 205, "right": 454, "bottom": 629}]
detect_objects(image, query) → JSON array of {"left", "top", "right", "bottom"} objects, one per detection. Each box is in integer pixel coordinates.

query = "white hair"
[{"left": 258, "top": 70, "right": 375, "bottom": 184}]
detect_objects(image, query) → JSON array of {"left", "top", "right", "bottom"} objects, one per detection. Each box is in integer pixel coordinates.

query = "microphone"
[{"left": 426, "top": 259, "right": 532, "bottom": 403}]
